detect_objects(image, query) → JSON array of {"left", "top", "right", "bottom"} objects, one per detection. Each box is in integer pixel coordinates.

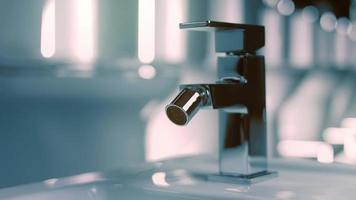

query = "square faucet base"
[{"left": 208, "top": 171, "right": 278, "bottom": 185}]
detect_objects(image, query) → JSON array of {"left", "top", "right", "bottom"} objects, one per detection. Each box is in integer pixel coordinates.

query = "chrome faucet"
[{"left": 166, "top": 21, "right": 276, "bottom": 184}]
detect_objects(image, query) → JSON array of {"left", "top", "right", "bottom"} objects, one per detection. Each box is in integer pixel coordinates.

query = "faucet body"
[
  {"left": 216, "top": 54, "right": 267, "bottom": 176},
  {"left": 166, "top": 21, "right": 274, "bottom": 183}
]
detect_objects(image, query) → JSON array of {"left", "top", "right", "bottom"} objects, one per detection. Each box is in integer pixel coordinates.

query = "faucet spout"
[{"left": 166, "top": 86, "right": 211, "bottom": 126}]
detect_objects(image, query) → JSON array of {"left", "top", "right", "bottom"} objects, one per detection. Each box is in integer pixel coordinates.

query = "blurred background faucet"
[{"left": 166, "top": 21, "right": 274, "bottom": 182}]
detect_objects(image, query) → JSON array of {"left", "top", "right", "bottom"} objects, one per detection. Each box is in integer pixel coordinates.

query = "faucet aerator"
[{"left": 165, "top": 104, "right": 189, "bottom": 126}]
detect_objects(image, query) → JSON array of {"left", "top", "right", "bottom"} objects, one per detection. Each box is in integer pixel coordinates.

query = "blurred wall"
[
  {"left": 0, "top": 73, "right": 176, "bottom": 188},
  {"left": 0, "top": 0, "right": 44, "bottom": 60}
]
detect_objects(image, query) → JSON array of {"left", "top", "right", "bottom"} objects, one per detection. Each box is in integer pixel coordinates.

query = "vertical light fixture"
[
  {"left": 41, "top": 0, "right": 56, "bottom": 58},
  {"left": 262, "top": 9, "right": 283, "bottom": 67},
  {"left": 71, "top": 0, "right": 97, "bottom": 63},
  {"left": 210, "top": 0, "right": 244, "bottom": 23},
  {"left": 138, "top": 0, "right": 156, "bottom": 63},
  {"left": 335, "top": 18, "right": 351, "bottom": 68},
  {"left": 289, "top": 11, "right": 313, "bottom": 68},
  {"left": 163, "top": 0, "right": 187, "bottom": 63}
]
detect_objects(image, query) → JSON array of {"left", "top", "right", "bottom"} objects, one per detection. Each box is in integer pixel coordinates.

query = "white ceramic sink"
[{"left": 1, "top": 157, "right": 356, "bottom": 200}]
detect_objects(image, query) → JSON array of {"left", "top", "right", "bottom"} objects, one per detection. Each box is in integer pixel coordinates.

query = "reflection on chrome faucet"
[{"left": 166, "top": 21, "right": 276, "bottom": 184}]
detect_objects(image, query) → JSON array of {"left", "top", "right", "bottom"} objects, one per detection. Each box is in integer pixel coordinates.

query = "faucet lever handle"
[{"left": 180, "top": 20, "right": 265, "bottom": 54}]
